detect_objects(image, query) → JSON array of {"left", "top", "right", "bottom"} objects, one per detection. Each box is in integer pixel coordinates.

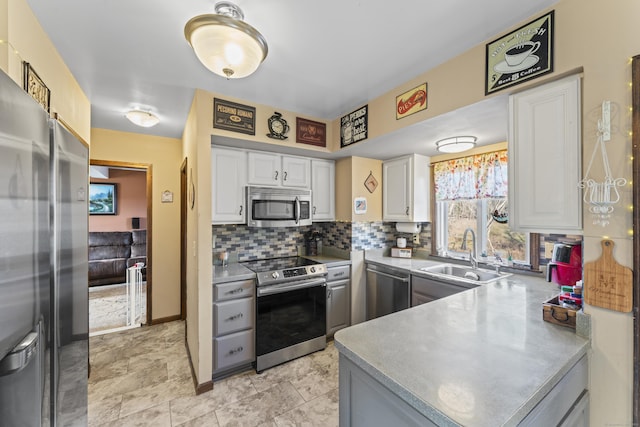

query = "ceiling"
[{"left": 26, "top": 0, "right": 557, "bottom": 159}]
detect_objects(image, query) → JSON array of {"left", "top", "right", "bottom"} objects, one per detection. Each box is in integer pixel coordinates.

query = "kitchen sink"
[{"left": 418, "top": 263, "right": 511, "bottom": 285}]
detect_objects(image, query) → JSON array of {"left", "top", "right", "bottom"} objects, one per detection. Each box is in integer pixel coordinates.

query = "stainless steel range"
[{"left": 242, "top": 256, "right": 327, "bottom": 373}]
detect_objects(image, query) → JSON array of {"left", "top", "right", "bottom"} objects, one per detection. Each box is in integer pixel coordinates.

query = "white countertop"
[{"left": 335, "top": 256, "right": 590, "bottom": 427}]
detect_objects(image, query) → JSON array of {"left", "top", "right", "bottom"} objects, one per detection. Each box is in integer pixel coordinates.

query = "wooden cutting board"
[{"left": 583, "top": 239, "right": 633, "bottom": 312}]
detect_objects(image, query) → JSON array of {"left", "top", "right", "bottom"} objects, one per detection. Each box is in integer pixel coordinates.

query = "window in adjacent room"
[{"left": 434, "top": 150, "right": 529, "bottom": 266}]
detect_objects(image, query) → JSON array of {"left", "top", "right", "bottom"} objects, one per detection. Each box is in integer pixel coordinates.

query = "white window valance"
[{"left": 434, "top": 150, "right": 508, "bottom": 201}]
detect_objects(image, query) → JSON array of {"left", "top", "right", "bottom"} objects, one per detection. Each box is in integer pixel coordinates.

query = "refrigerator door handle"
[{"left": 0, "top": 331, "right": 38, "bottom": 377}]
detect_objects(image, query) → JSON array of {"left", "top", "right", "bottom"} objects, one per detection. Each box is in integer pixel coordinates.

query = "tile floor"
[{"left": 88, "top": 321, "right": 339, "bottom": 426}]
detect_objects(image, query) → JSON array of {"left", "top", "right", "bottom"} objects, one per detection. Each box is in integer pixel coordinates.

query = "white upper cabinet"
[
  {"left": 508, "top": 75, "right": 582, "bottom": 233},
  {"left": 383, "top": 154, "right": 430, "bottom": 222},
  {"left": 311, "top": 159, "right": 335, "bottom": 221},
  {"left": 247, "top": 151, "right": 310, "bottom": 188},
  {"left": 282, "top": 156, "right": 311, "bottom": 188},
  {"left": 247, "top": 151, "right": 280, "bottom": 185},
  {"left": 211, "top": 146, "right": 247, "bottom": 224}
]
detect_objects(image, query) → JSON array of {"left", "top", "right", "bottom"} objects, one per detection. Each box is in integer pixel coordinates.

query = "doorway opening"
[{"left": 88, "top": 160, "right": 152, "bottom": 335}]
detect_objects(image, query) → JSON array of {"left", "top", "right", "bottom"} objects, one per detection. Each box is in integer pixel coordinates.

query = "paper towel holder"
[{"left": 396, "top": 222, "right": 421, "bottom": 234}]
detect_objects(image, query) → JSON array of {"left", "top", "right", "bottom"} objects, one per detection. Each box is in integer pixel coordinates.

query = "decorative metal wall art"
[{"left": 22, "top": 62, "right": 50, "bottom": 113}]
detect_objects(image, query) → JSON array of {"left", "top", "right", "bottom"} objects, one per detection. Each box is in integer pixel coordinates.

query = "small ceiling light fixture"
[
  {"left": 125, "top": 110, "right": 160, "bottom": 128},
  {"left": 436, "top": 136, "right": 477, "bottom": 153},
  {"left": 184, "top": 1, "right": 268, "bottom": 79}
]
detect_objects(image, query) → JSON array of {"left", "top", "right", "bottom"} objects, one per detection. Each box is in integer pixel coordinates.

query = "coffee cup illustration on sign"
[
  {"left": 504, "top": 41, "right": 540, "bottom": 66},
  {"left": 494, "top": 40, "right": 541, "bottom": 74}
]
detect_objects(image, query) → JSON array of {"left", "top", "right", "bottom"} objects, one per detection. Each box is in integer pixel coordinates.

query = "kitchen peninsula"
[{"left": 335, "top": 256, "right": 590, "bottom": 426}]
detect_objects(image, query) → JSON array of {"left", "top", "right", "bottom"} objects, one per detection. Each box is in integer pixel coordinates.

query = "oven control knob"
[
  {"left": 310, "top": 266, "right": 316, "bottom": 273},
  {"left": 271, "top": 272, "right": 280, "bottom": 279}
]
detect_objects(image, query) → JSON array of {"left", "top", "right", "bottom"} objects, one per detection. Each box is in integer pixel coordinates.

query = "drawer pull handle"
[
  {"left": 228, "top": 346, "right": 244, "bottom": 355},
  {"left": 227, "top": 288, "right": 244, "bottom": 295},
  {"left": 334, "top": 272, "right": 344, "bottom": 276},
  {"left": 227, "top": 313, "right": 244, "bottom": 321}
]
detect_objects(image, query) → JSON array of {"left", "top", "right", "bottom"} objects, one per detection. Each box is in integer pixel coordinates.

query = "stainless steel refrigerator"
[{"left": 0, "top": 68, "right": 88, "bottom": 425}]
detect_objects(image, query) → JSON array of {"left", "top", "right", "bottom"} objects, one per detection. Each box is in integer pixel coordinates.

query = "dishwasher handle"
[{"left": 366, "top": 268, "right": 410, "bottom": 282}]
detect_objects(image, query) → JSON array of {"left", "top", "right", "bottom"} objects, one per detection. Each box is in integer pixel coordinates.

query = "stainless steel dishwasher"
[{"left": 365, "top": 263, "right": 410, "bottom": 320}]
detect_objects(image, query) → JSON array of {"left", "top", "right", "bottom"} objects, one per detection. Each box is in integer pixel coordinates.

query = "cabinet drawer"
[
  {"left": 213, "top": 298, "right": 254, "bottom": 336},
  {"left": 214, "top": 279, "right": 255, "bottom": 302},
  {"left": 327, "top": 265, "right": 350, "bottom": 282},
  {"left": 214, "top": 330, "right": 254, "bottom": 372}
]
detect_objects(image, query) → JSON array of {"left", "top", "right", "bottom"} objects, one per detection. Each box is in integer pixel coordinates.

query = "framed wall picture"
[
  {"left": 213, "top": 98, "right": 256, "bottom": 135},
  {"left": 89, "top": 183, "right": 117, "bottom": 215},
  {"left": 354, "top": 197, "right": 367, "bottom": 215},
  {"left": 485, "top": 10, "right": 554, "bottom": 95},
  {"left": 340, "top": 105, "right": 368, "bottom": 148},
  {"left": 296, "top": 117, "right": 326, "bottom": 147}
]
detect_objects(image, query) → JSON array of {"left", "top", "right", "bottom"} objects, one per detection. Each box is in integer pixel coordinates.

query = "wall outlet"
[{"left": 413, "top": 234, "right": 420, "bottom": 245}]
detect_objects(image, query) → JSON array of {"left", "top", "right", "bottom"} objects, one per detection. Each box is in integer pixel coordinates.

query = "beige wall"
[
  {"left": 182, "top": 90, "right": 214, "bottom": 387},
  {"left": 335, "top": 157, "right": 383, "bottom": 221},
  {"left": 91, "top": 128, "right": 182, "bottom": 321},
  {"left": 2, "top": 0, "right": 91, "bottom": 141},
  {"left": 210, "top": 93, "right": 335, "bottom": 155},
  {"left": 335, "top": 158, "right": 353, "bottom": 221}
]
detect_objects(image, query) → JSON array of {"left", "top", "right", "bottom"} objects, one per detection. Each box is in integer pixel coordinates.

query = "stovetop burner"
[{"left": 241, "top": 256, "right": 327, "bottom": 286}]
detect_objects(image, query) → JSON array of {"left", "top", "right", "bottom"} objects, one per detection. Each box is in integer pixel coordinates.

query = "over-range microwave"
[{"left": 246, "top": 186, "right": 312, "bottom": 227}]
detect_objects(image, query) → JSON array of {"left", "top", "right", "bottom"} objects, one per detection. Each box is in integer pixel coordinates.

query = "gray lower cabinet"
[
  {"left": 411, "top": 275, "right": 476, "bottom": 307},
  {"left": 213, "top": 278, "right": 255, "bottom": 379},
  {"left": 519, "top": 355, "right": 589, "bottom": 426},
  {"left": 327, "top": 265, "right": 350, "bottom": 337},
  {"left": 339, "top": 355, "right": 438, "bottom": 427},
  {"left": 339, "top": 353, "right": 588, "bottom": 426}
]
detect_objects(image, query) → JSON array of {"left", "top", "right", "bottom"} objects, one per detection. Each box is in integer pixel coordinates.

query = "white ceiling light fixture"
[
  {"left": 436, "top": 136, "right": 477, "bottom": 153},
  {"left": 125, "top": 110, "right": 160, "bottom": 128},
  {"left": 184, "top": 1, "right": 268, "bottom": 79}
]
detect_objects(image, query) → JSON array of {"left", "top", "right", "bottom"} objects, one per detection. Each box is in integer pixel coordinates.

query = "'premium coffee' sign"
[
  {"left": 213, "top": 98, "right": 256, "bottom": 135},
  {"left": 340, "top": 105, "right": 368, "bottom": 148}
]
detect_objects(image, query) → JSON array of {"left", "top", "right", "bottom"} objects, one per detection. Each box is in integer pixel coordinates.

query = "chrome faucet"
[{"left": 460, "top": 228, "right": 477, "bottom": 269}]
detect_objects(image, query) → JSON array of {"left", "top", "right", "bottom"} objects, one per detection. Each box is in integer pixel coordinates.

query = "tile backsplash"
[
  {"left": 213, "top": 221, "right": 431, "bottom": 261},
  {"left": 213, "top": 224, "right": 311, "bottom": 261}
]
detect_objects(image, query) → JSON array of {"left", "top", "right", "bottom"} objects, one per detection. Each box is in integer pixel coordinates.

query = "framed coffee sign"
[
  {"left": 213, "top": 98, "right": 256, "bottom": 135},
  {"left": 485, "top": 10, "right": 554, "bottom": 95},
  {"left": 340, "top": 105, "right": 368, "bottom": 148},
  {"left": 396, "top": 83, "right": 427, "bottom": 119}
]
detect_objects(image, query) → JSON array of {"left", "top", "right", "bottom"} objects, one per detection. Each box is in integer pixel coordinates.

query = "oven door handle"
[{"left": 257, "top": 278, "right": 326, "bottom": 296}]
